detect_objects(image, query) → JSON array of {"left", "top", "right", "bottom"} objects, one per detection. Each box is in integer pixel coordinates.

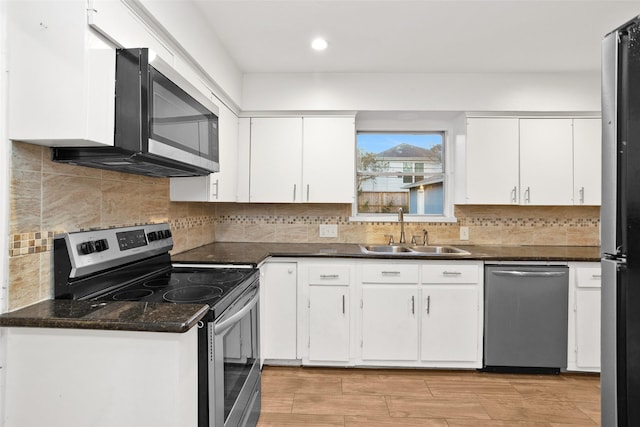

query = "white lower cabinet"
[
  {"left": 260, "top": 261, "right": 298, "bottom": 364},
  {"left": 357, "top": 260, "right": 483, "bottom": 368},
  {"left": 260, "top": 258, "right": 483, "bottom": 368},
  {"left": 301, "top": 261, "right": 354, "bottom": 365},
  {"left": 567, "top": 262, "right": 601, "bottom": 372},
  {"left": 361, "top": 285, "right": 419, "bottom": 361},
  {"left": 421, "top": 286, "right": 480, "bottom": 363}
]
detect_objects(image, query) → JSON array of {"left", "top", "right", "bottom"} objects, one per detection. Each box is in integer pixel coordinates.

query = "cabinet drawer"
[
  {"left": 361, "top": 264, "right": 419, "bottom": 283},
  {"left": 422, "top": 263, "right": 479, "bottom": 284},
  {"left": 576, "top": 267, "right": 602, "bottom": 288},
  {"left": 308, "top": 266, "right": 350, "bottom": 285}
]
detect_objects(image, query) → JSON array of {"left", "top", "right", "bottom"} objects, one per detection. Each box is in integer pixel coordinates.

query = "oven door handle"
[{"left": 214, "top": 290, "right": 259, "bottom": 334}]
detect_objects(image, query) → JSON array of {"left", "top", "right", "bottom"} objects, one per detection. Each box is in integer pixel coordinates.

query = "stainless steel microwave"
[{"left": 53, "top": 48, "right": 220, "bottom": 177}]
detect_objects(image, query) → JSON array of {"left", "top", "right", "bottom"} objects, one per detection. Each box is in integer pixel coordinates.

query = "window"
[{"left": 356, "top": 132, "right": 444, "bottom": 216}]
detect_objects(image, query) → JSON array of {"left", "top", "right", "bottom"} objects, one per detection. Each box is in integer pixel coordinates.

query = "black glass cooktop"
[{"left": 91, "top": 267, "right": 258, "bottom": 318}]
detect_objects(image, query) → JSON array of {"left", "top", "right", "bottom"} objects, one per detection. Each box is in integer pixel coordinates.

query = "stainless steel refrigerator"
[{"left": 602, "top": 16, "right": 640, "bottom": 427}]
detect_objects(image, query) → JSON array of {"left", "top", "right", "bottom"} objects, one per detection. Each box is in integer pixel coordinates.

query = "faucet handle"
[
  {"left": 411, "top": 235, "right": 421, "bottom": 245},
  {"left": 386, "top": 235, "right": 395, "bottom": 245}
]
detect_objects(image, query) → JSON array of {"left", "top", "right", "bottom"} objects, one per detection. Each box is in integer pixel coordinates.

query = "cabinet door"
[
  {"left": 576, "top": 287, "right": 601, "bottom": 370},
  {"left": 520, "top": 118, "right": 574, "bottom": 205},
  {"left": 573, "top": 118, "right": 602, "bottom": 206},
  {"left": 261, "top": 262, "right": 297, "bottom": 361},
  {"left": 361, "top": 286, "right": 418, "bottom": 361},
  {"left": 421, "top": 286, "right": 479, "bottom": 362},
  {"left": 309, "top": 286, "right": 349, "bottom": 362},
  {"left": 466, "top": 118, "right": 520, "bottom": 204},
  {"left": 249, "top": 118, "right": 303, "bottom": 202},
  {"left": 302, "top": 117, "right": 355, "bottom": 203}
]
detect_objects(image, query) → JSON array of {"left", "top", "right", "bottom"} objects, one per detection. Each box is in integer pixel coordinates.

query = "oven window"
[
  {"left": 222, "top": 302, "right": 258, "bottom": 421},
  {"left": 149, "top": 69, "right": 219, "bottom": 162}
]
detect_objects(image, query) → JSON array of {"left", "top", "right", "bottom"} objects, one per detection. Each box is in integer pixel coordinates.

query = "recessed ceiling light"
[{"left": 311, "top": 38, "right": 328, "bottom": 51}]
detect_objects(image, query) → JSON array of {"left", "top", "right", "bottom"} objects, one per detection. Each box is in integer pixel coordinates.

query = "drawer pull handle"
[
  {"left": 381, "top": 271, "right": 401, "bottom": 276},
  {"left": 320, "top": 274, "right": 340, "bottom": 279},
  {"left": 592, "top": 274, "right": 602, "bottom": 279},
  {"left": 442, "top": 271, "right": 462, "bottom": 276}
]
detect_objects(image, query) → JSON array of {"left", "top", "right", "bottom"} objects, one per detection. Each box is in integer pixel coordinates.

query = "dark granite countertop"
[
  {"left": 171, "top": 242, "right": 601, "bottom": 265},
  {"left": 0, "top": 300, "right": 209, "bottom": 333},
  {"left": 3, "top": 242, "right": 598, "bottom": 334}
]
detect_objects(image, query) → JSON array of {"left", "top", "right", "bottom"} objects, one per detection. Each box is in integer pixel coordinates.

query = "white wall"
[
  {"left": 242, "top": 72, "right": 601, "bottom": 113},
  {"left": 138, "top": 0, "right": 243, "bottom": 111}
]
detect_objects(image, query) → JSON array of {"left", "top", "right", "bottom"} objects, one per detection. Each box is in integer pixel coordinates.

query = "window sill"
[{"left": 349, "top": 215, "right": 458, "bottom": 223}]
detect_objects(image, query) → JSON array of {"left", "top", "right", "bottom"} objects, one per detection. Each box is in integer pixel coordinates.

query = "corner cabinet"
[
  {"left": 567, "top": 262, "right": 601, "bottom": 372},
  {"left": 465, "top": 117, "right": 601, "bottom": 206},
  {"left": 248, "top": 116, "right": 356, "bottom": 203},
  {"left": 260, "top": 261, "right": 298, "bottom": 364}
]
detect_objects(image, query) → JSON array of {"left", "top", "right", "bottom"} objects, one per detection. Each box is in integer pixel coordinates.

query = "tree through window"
[{"left": 356, "top": 132, "right": 444, "bottom": 215}]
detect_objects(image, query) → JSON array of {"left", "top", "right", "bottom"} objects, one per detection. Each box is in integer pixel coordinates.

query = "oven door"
[{"left": 210, "top": 280, "right": 260, "bottom": 427}]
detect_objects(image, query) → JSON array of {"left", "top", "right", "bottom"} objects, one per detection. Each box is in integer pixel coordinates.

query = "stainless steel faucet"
[{"left": 398, "top": 207, "right": 406, "bottom": 244}]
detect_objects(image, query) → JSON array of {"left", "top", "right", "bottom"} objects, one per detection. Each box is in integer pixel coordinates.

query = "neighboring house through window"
[{"left": 356, "top": 132, "right": 444, "bottom": 215}]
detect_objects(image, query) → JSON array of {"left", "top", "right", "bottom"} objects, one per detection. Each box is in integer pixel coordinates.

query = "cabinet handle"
[
  {"left": 342, "top": 295, "right": 345, "bottom": 314},
  {"left": 592, "top": 274, "right": 602, "bottom": 279},
  {"left": 442, "top": 271, "right": 462, "bottom": 276},
  {"left": 524, "top": 187, "right": 531, "bottom": 204},
  {"left": 411, "top": 295, "right": 415, "bottom": 314},
  {"left": 320, "top": 274, "right": 340, "bottom": 280},
  {"left": 579, "top": 187, "right": 585, "bottom": 204},
  {"left": 293, "top": 184, "right": 296, "bottom": 201},
  {"left": 381, "top": 271, "right": 401, "bottom": 276},
  {"left": 307, "top": 184, "right": 310, "bottom": 201},
  {"left": 212, "top": 179, "right": 219, "bottom": 200},
  {"left": 426, "top": 295, "right": 431, "bottom": 314},
  {"left": 511, "top": 186, "right": 517, "bottom": 203}
]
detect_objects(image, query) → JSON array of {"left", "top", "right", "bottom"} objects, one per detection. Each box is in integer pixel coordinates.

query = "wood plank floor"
[{"left": 257, "top": 366, "right": 600, "bottom": 426}]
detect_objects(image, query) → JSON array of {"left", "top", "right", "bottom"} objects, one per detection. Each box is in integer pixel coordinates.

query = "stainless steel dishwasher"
[{"left": 484, "top": 264, "right": 569, "bottom": 373}]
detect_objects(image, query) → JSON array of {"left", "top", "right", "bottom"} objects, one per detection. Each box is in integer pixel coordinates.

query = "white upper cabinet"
[
  {"left": 7, "top": 0, "right": 115, "bottom": 146},
  {"left": 520, "top": 118, "right": 574, "bottom": 205},
  {"left": 249, "top": 116, "right": 355, "bottom": 203},
  {"left": 301, "top": 117, "right": 356, "bottom": 203},
  {"left": 249, "top": 118, "right": 304, "bottom": 202},
  {"left": 573, "top": 118, "right": 602, "bottom": 205},
  {"left": 466, "top": 118, "right": 520, "bottom": 204},
  {"left": 465, "top": 116, "right": 601, "bottom": 206},
  {"left": 170, "top": 101, "right": 240, "bottom": 202}
]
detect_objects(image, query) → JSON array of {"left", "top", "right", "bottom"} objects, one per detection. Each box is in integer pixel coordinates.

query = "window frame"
[{"left": 350, "top": 129, "right": 456, "bottom": 223}]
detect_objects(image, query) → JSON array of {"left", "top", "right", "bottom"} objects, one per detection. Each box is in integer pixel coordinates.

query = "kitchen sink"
[
  {"left": 359, "top": 244, "right": 470, "bottom": 256},
  {"left": 360, "top": 245, "right": 414, "bottom": 253}
]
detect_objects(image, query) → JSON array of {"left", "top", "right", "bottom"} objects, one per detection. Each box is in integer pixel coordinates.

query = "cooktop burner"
[
  {"left": 163, "top": 285, "right": 223, "bottom": 303},
  {"left": 113, "top": 289, "right": 154, "bottom": 301}
]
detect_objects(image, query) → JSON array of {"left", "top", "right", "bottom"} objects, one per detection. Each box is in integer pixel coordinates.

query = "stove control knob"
[
  {"left": 94, "top": 239, "right": 109, "bottom": 252},
  {"left": 147, "top": 231, "right": 157, "bottom": 242},
  {"left": 79, "top": 241, "right": 96, "bottom": 255}
]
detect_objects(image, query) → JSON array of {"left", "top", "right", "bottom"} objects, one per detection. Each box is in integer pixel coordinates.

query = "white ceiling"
[{"left": 191, "top": 0, "right": 640, "bottom": 74}]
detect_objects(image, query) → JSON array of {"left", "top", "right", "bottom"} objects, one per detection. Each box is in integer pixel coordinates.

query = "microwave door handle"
[{"left": 214, "top": 291, "right": 259, "bottom": 334}]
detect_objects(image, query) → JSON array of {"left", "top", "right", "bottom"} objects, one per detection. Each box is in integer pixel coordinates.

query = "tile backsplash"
[
  {"left": 8, "top": 141, "right": 216, "bottom": 310},
  {"left": 212, "top": 203, "right": 600, "bottom": 247},
  {"left": 8, "top": 141, "right": 600, "bottom": 310}
]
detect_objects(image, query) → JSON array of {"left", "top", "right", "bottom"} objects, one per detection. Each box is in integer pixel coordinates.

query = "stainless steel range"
[{"left": 53, "top": 223, "right": 261, "bottom": 427}]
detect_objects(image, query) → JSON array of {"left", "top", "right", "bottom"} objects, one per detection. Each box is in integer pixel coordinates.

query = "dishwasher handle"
[{"left": 491, "top": 270, "right": 567, "bottom": 278}]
